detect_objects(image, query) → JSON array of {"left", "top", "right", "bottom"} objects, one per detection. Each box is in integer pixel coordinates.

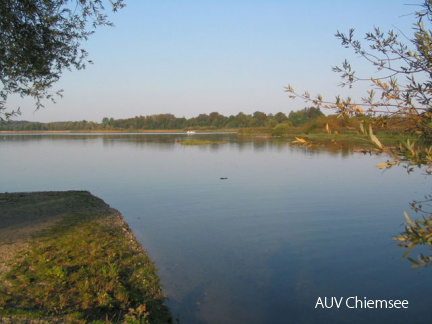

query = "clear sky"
[{"left": 12, "top": 0, "right": 419, "bottom": 122}]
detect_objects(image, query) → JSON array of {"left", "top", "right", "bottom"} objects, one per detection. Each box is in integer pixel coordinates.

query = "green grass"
[
  {"left": 180, "top": 139, "right": 227, "bottom": 145},
  {"left": 0, "top": 191, "right": 172, "bottom": 324}
]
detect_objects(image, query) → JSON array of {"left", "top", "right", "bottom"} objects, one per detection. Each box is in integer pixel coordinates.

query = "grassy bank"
[{"left": 0, "top": 191, "right": 172, "bottom": 324}]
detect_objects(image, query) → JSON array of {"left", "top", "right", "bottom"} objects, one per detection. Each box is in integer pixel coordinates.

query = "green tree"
[
  {"left": 251, "top": 111, "right": 267, "bottom": 127},
  {"left": 234, "top": 112, "right": 251, "bottom": 127},
  {"left": 286, "top": 1, "right": 432, "bottom": 267},
  {"left": 102, "top": 117, "right": 110, "bottom": 127},
  {"left": 0, "top": 0, "right": 125, "bottom": 122},
  {"left": 274, "top": 112, "right": 288, "bottom": 123},
  {"left": 208, "top": 111, "right": 227, "bottom": 128},
  {"left": 287, "top": 107, "right": 323, "bottom": 126}
]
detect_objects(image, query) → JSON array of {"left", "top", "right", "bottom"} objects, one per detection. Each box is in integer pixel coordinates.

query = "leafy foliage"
[
  {"left": 286, "top": 1, "right": 432, "bottom": 267},
  {"left": 287, "top": 107, "right": 324, "bottom": 127},
  {"left": 395, "top": 209, "right": 432, "bottom": 268},
  {"left": 0, "top": 109, "right": 327, "bottom": 131},
  {"left": 286, "top": 1, "right": 432, "bottom": 137},
  {"left": 0, "top": 0, "right": 125, "bottom": 122}
]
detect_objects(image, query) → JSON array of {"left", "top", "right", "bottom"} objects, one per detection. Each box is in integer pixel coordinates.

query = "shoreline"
[
  {"left": 0, "top": 129, "right": 239, "bottom": 134},
  {"left": 0, "top": 191, "right": 172, "bottom": 323},
  {"left": 0, "top": 129, "right": 187, "bottom": 134}
]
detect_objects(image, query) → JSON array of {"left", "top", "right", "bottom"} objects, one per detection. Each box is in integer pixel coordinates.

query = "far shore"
[
  {"left": 0, "top": 129, "right": 238, "bottom": 134},
  {"left": 0, "top": 129, "right": 187, "bottom": 133}
]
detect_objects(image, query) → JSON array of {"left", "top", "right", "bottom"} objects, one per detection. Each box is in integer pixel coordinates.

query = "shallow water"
[{"left": 1, "top": 133, "right": 431, "bottom": 323}]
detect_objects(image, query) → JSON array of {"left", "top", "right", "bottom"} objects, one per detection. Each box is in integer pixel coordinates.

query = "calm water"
[{"left": 1, "top": 133, "right": 431, "bottom": 323}]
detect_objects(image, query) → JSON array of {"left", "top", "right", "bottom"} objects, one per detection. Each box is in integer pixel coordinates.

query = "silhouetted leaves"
[{"left": 0, "top": 0, "right": 125, "bottom": 122}]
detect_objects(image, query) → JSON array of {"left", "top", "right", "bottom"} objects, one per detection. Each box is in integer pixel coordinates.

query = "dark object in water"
[{"left": 220, "top": 177, "right": 228, "bottom": 180}]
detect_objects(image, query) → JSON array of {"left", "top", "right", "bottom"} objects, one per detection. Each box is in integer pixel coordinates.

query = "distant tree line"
[{"left": 0, "top": 107, "right": 324, "bottom": 131}]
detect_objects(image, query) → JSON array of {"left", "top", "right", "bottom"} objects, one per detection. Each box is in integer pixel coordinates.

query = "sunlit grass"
[{"left": 0, "top": 191, "right": 172, "bottom": 324}]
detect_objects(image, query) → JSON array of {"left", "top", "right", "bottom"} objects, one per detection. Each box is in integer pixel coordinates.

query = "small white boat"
[{"left": 186, "top": 131, "right": 196, "bottom": 134}]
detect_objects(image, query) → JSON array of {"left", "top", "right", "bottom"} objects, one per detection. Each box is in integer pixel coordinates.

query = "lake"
[{"left": 1, "top": 132, "right": 431, "bottom": 323}]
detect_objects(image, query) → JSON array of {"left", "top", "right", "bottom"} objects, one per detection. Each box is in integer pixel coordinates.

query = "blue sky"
[{"left": 13, "top": 0, "right": 418, "bottom": 122}]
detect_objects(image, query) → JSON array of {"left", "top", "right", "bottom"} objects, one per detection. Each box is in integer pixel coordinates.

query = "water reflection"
[
  {"left": 1, "top": 133, "right": 431, "bottom": 323},
  {"left": 0, "top": 132, "right": 383, "bottom": 158}
]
